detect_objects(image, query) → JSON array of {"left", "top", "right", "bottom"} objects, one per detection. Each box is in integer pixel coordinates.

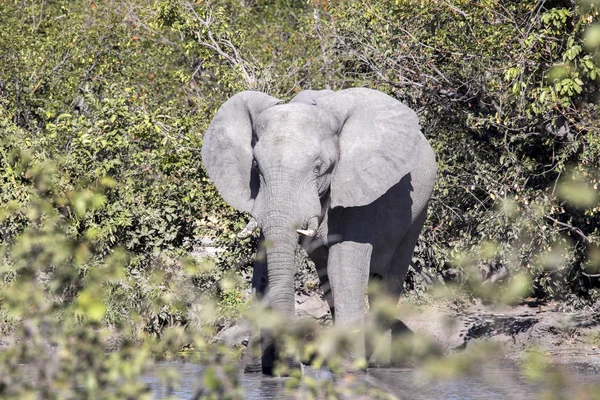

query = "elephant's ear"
[
  {"left": 201, "top": 91, "right": 281, "bottom": 212},
  {"left": 317, "top": 88, "right": 424, "bottom": 208}
]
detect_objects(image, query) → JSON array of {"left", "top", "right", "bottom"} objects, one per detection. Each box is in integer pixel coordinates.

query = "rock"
[
  {"left": 190, "top": 237, "right": 224, "bottom": 260},
  {"left": 479, "top": 260, "right": 509, "bottom": 284},
  {"left": 215, "top": 323, "right": 250, "bottom": 347},
  {"left": 400, "top": 306, "right": 465, "bottom": 353},
  {"left": 296, "top": 292, "right": 331, "bottom": 321}
]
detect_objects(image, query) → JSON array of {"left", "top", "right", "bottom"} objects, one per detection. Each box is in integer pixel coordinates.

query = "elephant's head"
[{"left": 201, "top": 88, "right": 424, "bottom": 316}]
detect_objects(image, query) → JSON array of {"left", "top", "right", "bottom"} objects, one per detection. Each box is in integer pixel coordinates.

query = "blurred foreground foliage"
[{"left": 0, "top": 0, "right": 600, "bottom": 398}]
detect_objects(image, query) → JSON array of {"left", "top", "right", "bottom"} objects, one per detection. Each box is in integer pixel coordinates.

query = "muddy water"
[{"left": 144, "top": 362, "right": 600, "bottom": 399}]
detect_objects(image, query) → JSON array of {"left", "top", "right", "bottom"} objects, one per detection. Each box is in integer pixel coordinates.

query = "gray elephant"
[{"left": 201, "top": 88, "right": 436, "bottom": 374}]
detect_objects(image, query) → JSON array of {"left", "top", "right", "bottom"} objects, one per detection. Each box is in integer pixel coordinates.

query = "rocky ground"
[
  {"left": 402, "top": 297, "right": 600, "bottom": 369},
  {"left": 162, "top": 236, "right": 600, "bottom": 370},
  {"left": 216, "top": 289, "right": 600, "bottom": 371},
  {"left": 208, "top": 231, "right": 600, "bottom": 371}
]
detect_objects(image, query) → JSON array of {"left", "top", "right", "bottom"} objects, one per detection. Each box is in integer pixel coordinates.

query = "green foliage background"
[{"left": 0, "top": 0, "right": 599, "bottom": 396}]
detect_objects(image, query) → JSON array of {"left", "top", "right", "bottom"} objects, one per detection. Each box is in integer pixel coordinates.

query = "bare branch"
[
  {"left": 582, "top": 271, "right": 600, "bottom": 278},
  {"left": 183, "top": 2, "right": 256, "bottom": 88},
  {"left": 443, "top": 1, "right": 469, "bottom": 18},
  {"left": 544, "top": 215, "right": 589, "bottom": 242}
]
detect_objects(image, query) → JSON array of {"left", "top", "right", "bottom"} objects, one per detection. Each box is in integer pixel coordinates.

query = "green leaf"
[{"left": 77, "top": 291, "right": 106, "bottom": 322}]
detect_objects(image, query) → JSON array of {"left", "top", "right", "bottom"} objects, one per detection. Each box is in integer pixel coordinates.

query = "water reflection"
[
  {"left": 370, "top": 368, "right": 537, "bottom": 400},
  {"left": 142, "top": 362, "right": 292, "bottom": 399},
  {"left": 144, "top": 362, "right": 600, "bottom": 399}
]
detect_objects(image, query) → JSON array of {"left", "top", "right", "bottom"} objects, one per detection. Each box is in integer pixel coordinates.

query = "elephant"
[{"left": 201, "top": 88, "right": 437, "bottom": 374}]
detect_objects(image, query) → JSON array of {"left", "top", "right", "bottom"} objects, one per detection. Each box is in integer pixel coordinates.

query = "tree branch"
[
  {"left": 544, "top": 215, "right": 589, "bottom": 242},
  {"left": 184, "top": 3, "right": 256, "bottom": 88}
]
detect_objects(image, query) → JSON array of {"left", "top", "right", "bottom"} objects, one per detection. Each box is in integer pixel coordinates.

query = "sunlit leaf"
[
  {"left": 77, "top": 290, "right": 107, "bottom": 322},
  {"left": 583, "top": 23, "right": 600, "bottom": 52},
  {"left": 557, "top": 177, "right": 598, "bottom": 208}
]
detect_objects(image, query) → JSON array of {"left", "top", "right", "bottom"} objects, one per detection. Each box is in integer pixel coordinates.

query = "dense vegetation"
[{"left": 0, "top": 0, "right": 599, "bottom": 397}]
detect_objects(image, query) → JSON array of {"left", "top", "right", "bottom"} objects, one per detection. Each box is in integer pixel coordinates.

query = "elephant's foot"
[
  {"left": 244, "top": 362, "right": 263, "bottom": 373},
  {"left": 243, "top": 356, "right": 263, "bottom": 373},
  {"left": 390, "top": 319, "right": 418, "bottom": 367},
  {"left": 366, "top": 319, "right": 416, "bottom": 368},
  {"left": 243, "top": 334, "right": 263, "bottom": 374},
  {"left": 246, "top": 356, "right": 301, "bottom": 375}
]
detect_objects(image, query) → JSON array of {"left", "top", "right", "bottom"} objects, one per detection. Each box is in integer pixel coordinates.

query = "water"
[
  {"left": 141, "top": 362, "right": 293, "bottom": 399},
  {"left": 144, "top": 362, "right": 600, "bottom": 399}
]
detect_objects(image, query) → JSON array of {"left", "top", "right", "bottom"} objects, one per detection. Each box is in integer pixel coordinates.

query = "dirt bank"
[{"left": 399, "top": 297, "right": 600, "bottom": 369}]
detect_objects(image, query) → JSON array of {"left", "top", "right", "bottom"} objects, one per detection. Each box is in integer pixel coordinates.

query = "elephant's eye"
[
  {"left": 313, "top": 161, "right": 323, "bottom": 175},
  {"left": 252, "top": 159, "right": 258, "bottom": 169}
]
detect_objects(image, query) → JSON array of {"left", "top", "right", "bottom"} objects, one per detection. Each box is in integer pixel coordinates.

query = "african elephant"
[{"left": 201, "top": 88, "right": 437, "bottom": 374}]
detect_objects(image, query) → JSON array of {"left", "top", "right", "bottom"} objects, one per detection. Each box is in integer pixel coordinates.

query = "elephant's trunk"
[
  {"left": 254, "top": 171, "right": 321, "bottom": 374},
  {"left": 259, "top": 220, "right": 298, "bottom": 375},
  {"left": 262, "top": 219, "right": 298, "bottom": 317},
  {"left": 257, "top": 170, "right": 319, "bottom": 318}
]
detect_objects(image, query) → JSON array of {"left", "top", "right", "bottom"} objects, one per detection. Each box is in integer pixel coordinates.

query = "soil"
[{"left": 398, "top": 296, "right": 600, "bottom": 370}]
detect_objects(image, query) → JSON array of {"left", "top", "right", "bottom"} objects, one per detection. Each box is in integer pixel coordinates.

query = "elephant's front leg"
[
  {"left": 243, "top": 235, "right": 271, "bottom": 374},
  {"left": 328, "top": 241, "right": 372, "bottom": 366}
]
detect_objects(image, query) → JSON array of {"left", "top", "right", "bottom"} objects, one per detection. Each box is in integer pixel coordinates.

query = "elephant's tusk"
[
  {"left": 296, "top": 229, "right": 316, "bottom": 237},
  {"left": 237, "top": 218, "right": 258, "bottom": 239}
]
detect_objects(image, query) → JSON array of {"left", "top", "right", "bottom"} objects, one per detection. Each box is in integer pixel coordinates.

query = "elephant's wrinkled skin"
[{"left": 201, "top": 88, "right": 437, "bottom": 374}]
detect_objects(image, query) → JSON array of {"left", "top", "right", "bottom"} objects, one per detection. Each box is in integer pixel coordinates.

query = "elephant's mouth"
[{"left": 237, "top": 215, "right": 320, "bottom": 238}]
